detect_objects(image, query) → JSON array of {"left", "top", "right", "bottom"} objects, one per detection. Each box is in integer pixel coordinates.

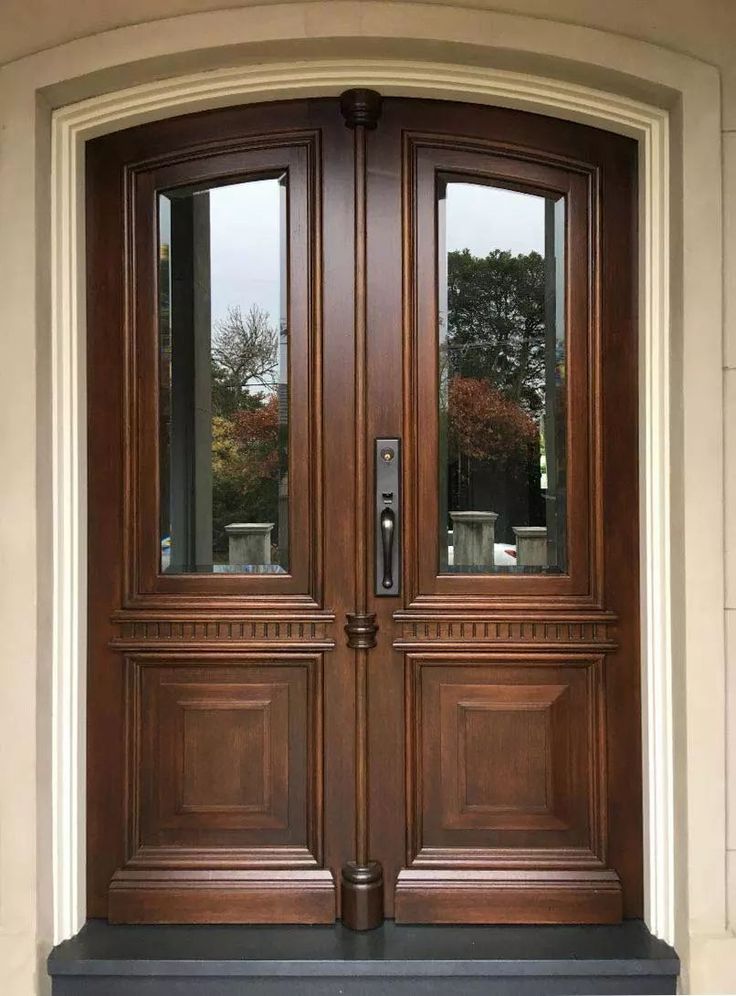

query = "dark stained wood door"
[{"left": 86, "top": 94, "right": 641, "bottom": 927}]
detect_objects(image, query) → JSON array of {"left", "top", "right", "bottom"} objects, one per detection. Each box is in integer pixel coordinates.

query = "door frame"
[{"left": 39, "top": 33, "right": 715, "bottom": 965}]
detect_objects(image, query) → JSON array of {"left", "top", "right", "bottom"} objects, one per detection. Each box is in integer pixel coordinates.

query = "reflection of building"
[
  {"left": 160, "top": 191, "right": 213, "bottom": 572},
  {"left": 277, "top": 176, "right": 289, "bottom": 566},
  {"left": 158, "top": 240, "right": 172, "bottom": 557}
]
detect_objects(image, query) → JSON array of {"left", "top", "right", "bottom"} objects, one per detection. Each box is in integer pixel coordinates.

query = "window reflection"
[
  {"left": 158, "top": 176, "right": 289, "bottom": 574},
  {"left": 438, "top": 180, "right": 566, "bottom": 574}
]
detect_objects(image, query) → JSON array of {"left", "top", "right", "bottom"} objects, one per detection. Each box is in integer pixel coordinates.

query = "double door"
[{"left": 87, "top": 93, "right": 641, "bottom": 926}]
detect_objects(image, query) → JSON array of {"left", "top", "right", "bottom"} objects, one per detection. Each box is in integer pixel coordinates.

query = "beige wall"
[
  {"left": 0, "top": 1, "right": 733, "bottom": 993},
  {"left": 1, "top": 0, "right": 734, "bottom": 120}
]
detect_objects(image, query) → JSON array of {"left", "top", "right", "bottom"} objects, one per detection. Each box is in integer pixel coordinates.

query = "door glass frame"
[
  {"left": 127, "top": 141, "right": 320, "bottom": 602},
  {"left": 406, "top": 141, "right": 597, "bottom": 605}
]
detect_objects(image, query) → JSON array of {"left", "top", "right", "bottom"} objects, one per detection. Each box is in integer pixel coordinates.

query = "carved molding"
[
  {"left": 111, "top": 613, "right": 336, "bottom": 650},
  {"left": 394, "top": 614, "right": 617, "bottom": 650},
  {"left": 126, "top": 844, "right": 319, "bottom": 869},
  {"left": 410, "top": 845, "right": 607, "bottom": 869}
]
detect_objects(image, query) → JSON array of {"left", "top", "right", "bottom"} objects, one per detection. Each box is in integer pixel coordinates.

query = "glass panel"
[
  {"left": 438, "top": 179, "right": 566, "bottom": 574},
  {"left": 158, "top": 176, "right": 289, "bottom": 574}
]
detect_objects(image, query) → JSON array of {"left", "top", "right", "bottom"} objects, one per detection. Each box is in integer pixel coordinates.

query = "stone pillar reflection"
[
  {"left": 513, "top": 526, "right": 548, "bottom": 568},
  {"left": 450, "top": 511, "right": 498, "bottom": 569},
  {"left": 225, "top": 523, "right": 273, "bottom": 567}
]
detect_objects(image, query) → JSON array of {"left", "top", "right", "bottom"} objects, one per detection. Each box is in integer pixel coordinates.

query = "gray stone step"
[{"left": 48, "top": 918, "right": 679, "bottom": 995}]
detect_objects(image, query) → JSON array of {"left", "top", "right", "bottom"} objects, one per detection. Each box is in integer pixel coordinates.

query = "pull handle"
[
  {"left": 375, "top": 438, "right": 400, "bottom": 596},
  {"left": 380, "top": 506, "right": 395, "bottom": 589}
]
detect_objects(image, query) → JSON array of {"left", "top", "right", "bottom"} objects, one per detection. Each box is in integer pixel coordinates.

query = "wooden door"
[{"left": 87, "top": 94, "right": 641, "bottom": 927}]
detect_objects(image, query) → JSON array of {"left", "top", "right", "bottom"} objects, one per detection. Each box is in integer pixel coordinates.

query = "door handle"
[
  {"left": 380, "top": 506, "right": 395, "bottom": 589},
  {"left": 375, "top": 438, "right": 400, "bottom": 596}
]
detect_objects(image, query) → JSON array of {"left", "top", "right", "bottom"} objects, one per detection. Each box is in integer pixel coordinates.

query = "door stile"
[{"left": 339, "top": 88, "right": 385, "bottom": 931}]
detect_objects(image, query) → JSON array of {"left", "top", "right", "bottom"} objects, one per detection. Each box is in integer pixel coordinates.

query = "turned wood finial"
[
  {"left": 339, "top": 88, "right": 383, "bottom": 129},
  {"left": 344, "top": 612, "right": 379, "bottom": 649}
]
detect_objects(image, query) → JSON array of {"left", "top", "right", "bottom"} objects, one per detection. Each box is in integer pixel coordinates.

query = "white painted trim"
[
  {"left": 638, "top": 112, "right": 674, "bottom": 945},
  {"left": 51, "top": 116, "right": 87, "bottom": 943},
  {"left": 51, "top": 58, "right": 672, "bottom": 944}
]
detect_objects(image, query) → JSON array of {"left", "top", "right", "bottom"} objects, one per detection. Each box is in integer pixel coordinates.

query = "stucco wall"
[{"left": 0, "top": 2, "right": 733, "bottom": 994}]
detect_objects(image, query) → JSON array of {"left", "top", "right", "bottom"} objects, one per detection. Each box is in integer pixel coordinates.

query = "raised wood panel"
[
  {"left": 412, "top": 657, "right": 603, "bottom": 853},
  {"left": 132, "top": 659, "right": 315, "bottom": 850},
  {"left": 166, "top": 684, "right": 285, "bottom": 825},
  {"left": 179, "top": 698, "right": 272, "bottom": 815},
  {"left": 108, "top": 654, "right": 333, "bottom": 922},
  {"left": 399, "top": 652, "right": 618, "bottom": 922},
  {"left": 441, "top": 682, "right": 567, "bottom": 831}
]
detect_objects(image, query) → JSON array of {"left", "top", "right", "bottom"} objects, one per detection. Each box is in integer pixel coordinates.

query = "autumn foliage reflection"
[
  {"left": 210, "top": 306, "right": 284, "bottom": 561},
  {"left": 448, "top": 375, "right": 538, "bottom": 467}
]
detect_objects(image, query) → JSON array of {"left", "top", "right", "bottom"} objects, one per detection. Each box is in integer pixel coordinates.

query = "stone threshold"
[{"left": 48, "top": 918, "right": 679, "bottom": 995}]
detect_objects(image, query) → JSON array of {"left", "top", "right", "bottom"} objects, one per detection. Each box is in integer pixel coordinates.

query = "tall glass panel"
[
  {"left": 158, "top": 176, "right": 289, "bottom": 574},
  {"left": 438, "top": 179, "right": 566, "bottom": 574}
]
